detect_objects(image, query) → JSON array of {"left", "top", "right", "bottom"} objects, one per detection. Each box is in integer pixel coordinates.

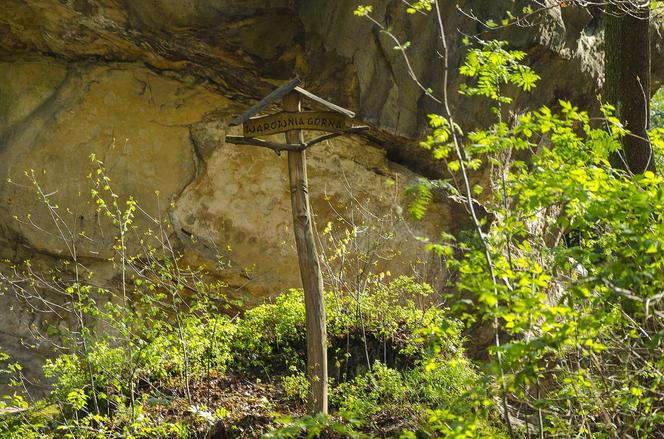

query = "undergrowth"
[{"left": 0, "top": 273, "right": 498, "bottom": 438}]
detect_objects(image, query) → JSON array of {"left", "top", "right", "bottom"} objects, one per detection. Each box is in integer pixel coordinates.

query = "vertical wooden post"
[{"left": 282, "top": 91, "right": 328, "bottom": 414}]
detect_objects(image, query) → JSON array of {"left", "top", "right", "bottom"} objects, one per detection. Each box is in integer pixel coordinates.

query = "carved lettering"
[{"left": 243, "top": 112, "right": 349, "bottom": 137}]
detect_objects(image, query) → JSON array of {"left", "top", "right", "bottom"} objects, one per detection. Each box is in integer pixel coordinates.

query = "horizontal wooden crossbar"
[
  {"left": 225, "top": 126, "right": 369, "bottom": 155},
  {"left": 225, "top": 136, "right": 306, "bottom": 153}
]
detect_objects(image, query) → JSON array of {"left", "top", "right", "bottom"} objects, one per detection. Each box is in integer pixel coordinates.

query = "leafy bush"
[
  {"left": 230, "top": 276, "right": 447, "bottom": 374},
  {"left": 43, "top": 313, "right": 236, "bottom": 407},
  {"left": 280, "top": 369, "right": 309, "bottom": 403},
  {"left": 232, "top": 289, "right": 307, "bottom": 371},
  {"left": 264, "top": 413, "right": 367, "bottom": 439},
  {"left": 331, "top": 360, "right": 505, "bottom": 437}
]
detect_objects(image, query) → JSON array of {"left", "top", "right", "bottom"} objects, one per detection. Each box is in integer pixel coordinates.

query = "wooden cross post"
[
  {"left": 225, "top": 78, "right": 366, "bottom": 414},
  {"left": 283, "top": 91, "right": 328, "bottom": 413}
]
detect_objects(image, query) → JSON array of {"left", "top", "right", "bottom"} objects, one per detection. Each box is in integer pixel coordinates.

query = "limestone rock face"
[
  {"left": 0, "top": 0, "right": 658, "bottom": 388},
  {"left": 0, "top": 60, "right": 228, "bottom": 257}
]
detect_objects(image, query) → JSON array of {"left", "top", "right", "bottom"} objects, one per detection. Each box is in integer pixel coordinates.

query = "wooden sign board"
[{"left": 243, "top": 111, "right": 348, "bottom": 138}]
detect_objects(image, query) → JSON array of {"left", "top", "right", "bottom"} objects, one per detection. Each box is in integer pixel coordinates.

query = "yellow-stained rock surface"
[
  {"left": 1, "top": 59, "right": 229, "bottom": 258},
  {"left": 174, "top": 131, "right": 450, "bottom": 301},
  {"left": 0, "top": 56, "right": 447, "bottom": 302}
]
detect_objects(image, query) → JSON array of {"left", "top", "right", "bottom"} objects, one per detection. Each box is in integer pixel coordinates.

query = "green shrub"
[
  {"left": 330, "top": 358, "right": 498, "bottom": 431},
  {"left": 43, "top": 313, "right": 236, "bottom": 406},
  {"left": 332, "top": 362, "right": 409, "bottom": 422},
  {"left": 281, "top": 368, "right": 309, "bottom": 403},
  {"left": 231, "top": 277, "right": 448, "bottom": 375},
  {"left": 232, "top": 289, "right": 307, "bottom": 371},
  {"left": 263, "top": 413, "right": 367, "bottom": 439},
  {"left": 140, "top": 313, "right": 236, "bottom": 380}
]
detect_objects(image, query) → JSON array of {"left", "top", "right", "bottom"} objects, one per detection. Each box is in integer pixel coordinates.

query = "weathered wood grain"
[{"left": 283, "top": 91, "right": 328, "bottom": 414}]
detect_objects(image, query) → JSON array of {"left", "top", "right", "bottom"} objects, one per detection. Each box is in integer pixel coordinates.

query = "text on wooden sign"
[{"left": 243, "top": 112, "right": 348, "bottom": 138}]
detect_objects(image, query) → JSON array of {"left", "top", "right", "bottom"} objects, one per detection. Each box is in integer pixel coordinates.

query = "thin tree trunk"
[
  {"left": 283, "top": 91, "right": 328, "bottom": 414},
  {"left": 605, "top": 2, "right": 654, "bottom": 174}
]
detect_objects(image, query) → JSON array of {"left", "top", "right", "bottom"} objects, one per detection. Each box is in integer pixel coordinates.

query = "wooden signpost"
[{"left": 226, "top": 79, "right": 366, "bottom": 414}]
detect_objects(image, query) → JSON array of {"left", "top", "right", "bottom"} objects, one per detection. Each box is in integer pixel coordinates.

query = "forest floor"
[{"left": 145, "top": 371, "right": 304, "bottom": 438}]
